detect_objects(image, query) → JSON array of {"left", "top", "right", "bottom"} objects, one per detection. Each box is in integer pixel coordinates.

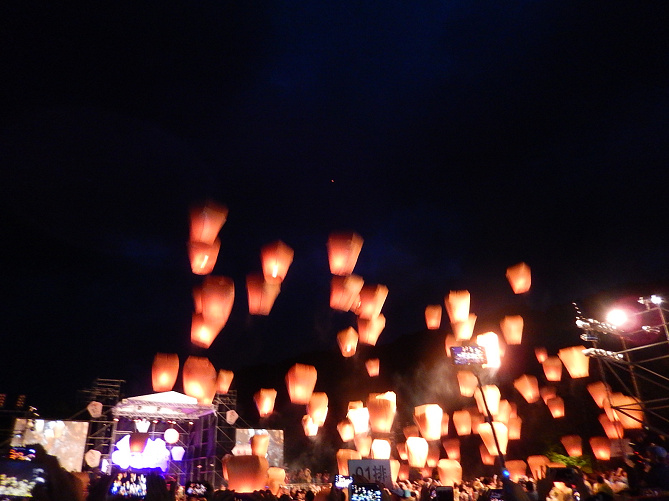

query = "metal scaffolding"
[{"left": 80, "top": 378, "right": 125, "bottom": 464}]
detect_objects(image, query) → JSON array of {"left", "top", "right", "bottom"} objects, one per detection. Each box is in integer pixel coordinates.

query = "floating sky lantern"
[
  {"left": 254, "top": 389, "right": 277, "bottom": 417},
  {"left": 330, "top": 275, "right": 364, "bottom": 311},
  {"left": 605, "top": 393, "right": 644, "bottom": 429},
  {"left": 191, "top": 313, "right": 219, "bottom": 349},
  {"left": 542, "top": 356, "right": 563, "bottom": 382},
  {"left": 390, "top": 459, "right": 400, "bottom": 483},
  {"left": 336, "top": 450, "right": 361, "bottom": 475},
  {"left": 441, "top": 413, "right": 450, "bottom": 437},
  {"left": 590, "top": 437, "right": 611, "bottom": 461},
  {"left": 437, "top": 459, "right": 462, "bottom": 486},
  {"left": 246, "top": 273, "right": 281, "bottom": 315},
  {"left": 479, "top": 444, "right": 495, "bottom": 466},
  {"left": 561, "top": 435, "right": 582, "bottom": 456},
  {"left": 398, "top": 463, "right": 410, "bottom": 481},
  {"left": 452, "top": 410, "right": 472, "bottom": 436},
  {"left": 354, "top": 434, "right": 372, "bottom": 457},
  {"left": 425, "top": 305, "right": 442, "bottom": 330},
  {"left": 474, "top": 385, "right": 501, "bottom": 416},
  {"left": 226, "top": 455, "right": 269, "bottom": 493},
  {"left": 452, "top": 314, "right": 477, "bottom": 341},
  {"left": 535, "top": 347, "right": 548, "bottom": 363},
  {"left": 87, "top": 401, "right": 103, "bottom": 419},
  {"left": 547, "top": 397, "right": 565, "bottom": 418},
  {"left": 267, "top": 467, "right": 286, "bottom": 496},
  {"left": 188, "top": 240, "right": 221, "bottom": 276},
  {"left": 414, "top": 404, "right": 443, "bottom": 441},
  {"left": 397, "top": 442, "right": 408, "bottom": 461},
  {"left": 307, "top": 392, "right": 329, "bottom": 427},
  {"left": 540, "top": 386, "right": 557, "bottom": 405},
  {"left": 457, "top": 370, "right": 478, "bottom": 397},
  {"left": 327, "top": 231, "right": 364, "bottom": 275},
  {"left": 445, "top": 334, "right": 458, "bottom": 357},
  {"left": 527, "top": 455, "right": 550, "bottom": 480},
  {"left": 403, "top": 425, "right": 420, "bottom": 438},
  {"left": 357, "top": 285, "right": 389, "bottom": 320},
  {"left": 371, "top": 439, "right": 391, "bottom": 459},
  {"left": 442, "top": 438, "right": 461, "bottom": 461},
  {"left": 479, "top": 422, "right": 508, "bottom": 456},
  {"left": 587, "top": 381, "right": 611, "bottom": 408},
  {"left": 367, "top": 392, "right": 396, "bottom": 433},
  {"left": 599, "top": 414, "right": 625, "bottom": 439},
  {"left": 476, "top": 332, "right": 501, "bottom": 368},
  {"left": 366, "top": 358, "right": 380, "bottom": 377},
  {"left": 505, "top": 460, "right": 528, "bottom": 482},
  {"left": 182, "top": 356, "right": 217, "bottom": 404},
  {"left": 337, "top": 327, "right": 359, "bottom": 357},
  {"left": 358, "top": 315, "right": 385, "bottom": 345},
  {"left": 84, "top": 449, "right": 102, "bottom": 468},
  {"left": 513, "top": 375, "right": 540, "bottom": 404},
  {"left": 152, "top": 353, "right": 180, "bottom": 392},
  {"left": 337, "top": 420, "right": 355, "bottom": 442},
  {"left": 494, "top": 400, "right": 512, "bottom": 424},
  {"left": 216, "top": 370, "right": 234, "bottom": 394},
  {"left": 302, "top": 415, "right": 319, "bottom": 437},
  {"left": 508, "top": 416, "right": 522, "bottom": 440},
  {"left": 347, "top": 406, "right": 370, "bottom": 435},
  {"left": 500, "top": 315, "right": 523, "bottom": 345},
  {"left": 506, "top": 262, "right": 531, "bottom": 294},
  {"left": 558, "top": 345, "right": 590, "bottom": 378},
  {"left": 129, "top": 432, "right": 149, "bottom": 453},
  {"left": 163, "top": 428, "right": 179, "bottom": 445},
  {"left": 427, "top": 442, "right": 440, "bottom": 468},
  {"left": 445, "top": 290, "right": 470, "bottom": 324},
  {"left": 469, "top": 408, "right": 486, "bottom": 433},
  {"left": 251, "top": 433, "right": 270, "bottom": 456},
  {"left": 189, "top": 201, "right": 228, "bottom": 245},
  {"left": 406, "top": 436, "right": 429, "bottom": 468},
  {"left": 261, "top": 240, "right": 294, "bottom": 284},
  {"left": 285, "top": 363, "right": 317, "bottom": 405},
  {"left": 198, "top": 275, "right": 234, "bottom": 331}
]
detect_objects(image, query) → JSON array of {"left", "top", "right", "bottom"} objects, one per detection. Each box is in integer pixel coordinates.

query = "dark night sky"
[{"left": 1, "top": 1, "right": 669, "bottom": 416}]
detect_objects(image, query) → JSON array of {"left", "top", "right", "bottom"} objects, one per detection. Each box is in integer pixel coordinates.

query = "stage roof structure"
[{"left": 112, "top": 391, "right": 216, "bottom": 420}]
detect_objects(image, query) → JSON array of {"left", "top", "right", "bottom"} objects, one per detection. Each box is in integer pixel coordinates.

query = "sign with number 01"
[{"left": 347, "top": 459, "right": 391, "bottom": 487}]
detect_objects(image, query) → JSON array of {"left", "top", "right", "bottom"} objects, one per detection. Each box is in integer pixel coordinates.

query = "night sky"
[{"left": 2, "top": 1, "right": 669, "bottom": 417}]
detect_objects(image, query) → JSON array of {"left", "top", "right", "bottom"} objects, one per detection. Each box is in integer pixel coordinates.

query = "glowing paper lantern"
[
  {"left": 337, "top": 420, "right": 355, "bottom": 442},
  {"left": 469, "top": 408, "right": 486, "bottom": 433},
  {"left": 251, "top": 433, "right": 270, "bottom": 456},
  {"left": 389, "top": 459, "right": 400, "bottom": 483},
  {"left": 505, "top": 460, "right": 528, "bottom": 482},
  {"left": 347, "top": 406, "right": 370, "bottom": 435},
  {"left": 337, "top": 327, "right": 359, "bottom": 357},
  {"left": 527, "top": 455, "right": 550, "bottom": 480},
  {"left": 285, "top": 363, "right": 317, "bottom": 404},
  {"left": 84, "top": 449, "right": 102, "bottom": 468},
  {"left": 478, "top": 422, "right": 508, "bottom": 455},
  {"left": 445, "top": 291, "right": 470, "bottom": 324},
  {"left": 547, "top": 397, "right": 565, "bottom": 418},
  {"left": 508, "top": 416, "right": 522, "bottom": 440},
  {"left": 330, "top": 275, "right": 364, "bottom": 311},
  {"left": 246, "top": 273, "right": 281, "bottom": 315},
  {"left": 414, "top": 404, "right": 443, "bottom": 441},
  {"left": 506, "top": 262, "right": 531, "bottom": 294},
  {"left": 216, "top": 370, "right": 234, "bottom": 394},
  {"left": 336, "top": 449, "right": 362, "bottom": 475},
  {"left": 188, "top": 240, "right": 220, "bottom": 275},
  {"left": 367, "top": 392, "right": 396, "bottom": 433},
  {"left": 397, "top": 442, "right": 408, "bottom": 461},
  {"left": 357, "top": 285, "right": 389, "bottom": 320},
  {"left": 226, "top": 455, "right": 269, "bottom": 493},
  {"left": 129, "top": 432, "right": 149, "bottom": 453},
  {"left": 191, "top": 313, "right": 219, "bottom": 349},
  {"left": 171, "top": 446, "right": 185, "bottom": 461},
  {"left": 476, "top": 332, "right": 501, "bottom": 368},
  {"left": 587, "top": 381, "right": 611, "bottom": 408},
  {"left": 267, "top": 467, "right": 286, "bottom": 496},
  {"left": 404, "top": 425, "right": 420, "bottom": 438},
  {"left": 599, "top": 414, "right": 624, "bottom": 439},
  {"left": 87, "top": 401, "right": 103, "bottom": 419},
  {"left": 445, "top": 334, "right": 458, "bottom": 356},
  {"left": 605, "top": 393, "right": 644, "bottom": 429},
  {"left": 452, "top": 314, "right": 477, "bottom": 342},
  {"left": 427, "top": 442, "right": 440, "bottom": 467},
  {"left": 302, "top": 415, "right": 319, "bottom": 437},
  {"left": 425, "top": 305, "right": 442, "bottom": 330},
  {"left": 254, "top": 388, "right": 277, "bottom": 417},
  {"left": 198, "top": 275, "right": 234, "bottom": 329},
  {"left": 307, "top": 392, "right": 329, "bottom": 427},
  {"left": 436, "top": 458, "right": 462, "bottom": 486},
  {"left": 398, "top": 463, "right": 410, "bottom": 481},
  {"left": 406, "top": 436, "right": 429, "bottom": 468},
  {"left": 327, "top": 231, "right": 364, "bottom": 275},
  {"left": 453, "top": 410, "right": 472, "bottom": 436},
  {"left": 500, "top": 315, "right": 523, "bottom": 345},
  {"left": 480, "top": 444, "right": 495, "bottom": 466},
  {"left": 371, "top": 439, "right": 391, "bottom": 459},
  {"left": 558, "top": 346, "right": 589, "bottom": 378},
  {"left": 457, "top": 370, "right": 478, "bottom": 397},
  {"left": 494, "top": 400, "right": 512, "bottom": 425},
  {"left": 441, "top": 413, "right": 450, "bottom": 437},
  {"left": 442, "top": 438, "right": 460, "bottom": 461},
  {"left": 590, "top": 437, "right": 611, "bottom": 461},
  {"left": 182, "top": 356, "right": 217, "bottom": 404},
  {"left": 164, "top": 428, "right": 180, "bottom": 445},
  {"left": 513, "top": 375, "right": 540, "bottom": 404},
  {"left": 358, "top": 314, "right": 386, "bottom": 345},
  {"left": 542, "top": 356, "right": 563, "bottom": 382},
  {"left": 535, "top": 347, "right": 548, "bottom": 363},
  {"left": 540, "top": 386, "right": 557, "bottom": 405},
  {"left": 261, "top": 240, "right": 294, "bottom": 284},
  {"left": 189, "top": 202, "right": 228, "bottom": 245},
  {"left": 152, "top": 353, "right": 180, "bottom": 393},
  {"left": 474, "top": 385, "right": 501, "bottom": 416},
  {"left": 366, "top": 358, "right": 380, "bottom": 377},
  {"left": 561, "top": 435, "right": 582, "bottom": 456}
]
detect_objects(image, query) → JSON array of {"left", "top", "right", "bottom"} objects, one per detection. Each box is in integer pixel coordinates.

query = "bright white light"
[
  {"left": 606, "top": 309, "right": 628, "bottom": 327},
  {"left": 651, "top": 295, "right": 663, "bottom": 305}
]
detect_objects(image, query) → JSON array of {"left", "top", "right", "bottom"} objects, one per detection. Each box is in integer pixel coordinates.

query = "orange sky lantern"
[
  {"left": 425, "top": 305, "right": 442, "bottom": 330},
  {"left": 513, "top": 375, "right": 540, "bottom": 404},
  {"left": 587, "top": 381, "right": 611, "bottom": 408},
  {"left": 442, "top": 438, "right": 460, "bottom": 461},
  {"left": 508, "top": 416, "right": 522, "bottom": 440},
  {"left": 445, "top": 334, "right": 458, "bottom": 357},
  {"left": 437, "top": 459, "right": 462, "bottom": 486},
  {"left": 406, "top": 436, "right": 429, "bottom": 468},
  {"left": 226, "top": 455, "right": 269, "bottom": 493},
  {"left": 397, "top": 442, "right": 408, "bottom": 461},
  {"left": 540, "top": 386, "right": 557, "bottom": 405},
  {"left": 494, "top": 399, "right": 512, "bottom": 424},
  {"left": 390, "top": 460, "right": 400, "bottom": 483},
  {"left": 398, "top": 463, "right": 410, "bottom": 481},
  {"left": 478, "top": 422, "right": 508, "bottom": 456},
  {"left": 357, "top": 314, "right": 385, "bottom": 345},
  {"left": 414, "top": 404, "right": 443, "bottom": 441},
  {"left": 354, "top": 434, "right": 372, "bottom": 457},
  {"left": 371, "top": 439, "right": 391, "bottom": 459},
  {"left": 188, "top": 240, "right": 220, "bottom": 275},
  {"left": 605, "top": 393, "right": 643, "bottom": 429},
  {"left": 479, "top": 444, "right": 495, "bottom": 466},
  {"left": 453, "top": 410, "right": 472, "bottom": 436},
  {"left": 191, "top": 313, "right": 219, "bottom": 349},
  {"left": 307, "top": 392, "right": 328, "bottom": 427},
  {"left": 261, "top": 240, "right": 294, "bottom": 284},
  {"left": 542, "top": 356, "right": 563, "bottom": 382},
  {"left": 476, "top": 332, "right": 501, "bottom": 368},
  {"left": 457, "top": 370, "right": 478, "bottom": 397},
  {"left": 445, "top": 290, "right": 470, "bottom": 324},
  {"left": 246, "top": 273, "right": 281, "bottom": 315},
  {"left": 506, "top": 460, "right": 528, "bottom": 482},
  {"left": 337, "top": 327, "right": 359, "bottom": 357},
  {"left": 547, "top": 397, "right": 565, "bottom": 418},
  {"left": 336, "top": 449, "right": 362, "bottom": 475},
  {"left": 452, "top": 314, "right": 477, "bottom": 342},
  {"left": 330, "top": 275, "right": 364, "bottom": 311},
  {"left": 404, "top": 425, "right": 420, "bottom": 438},
  {"left": 189, "top": 202, "right": 228, "bottom": 245},
  {"left": 129, "top": 432, "right": 149, "bottom": 453},
  {"left": 357, "top": 284, "right": 389, "bottom": 320},
  {"left": 152, "top": 353, "right": 179, "bottom": 392},
  {"left": 254, "top": 388, "right": 277, "bottom": 417},
  {"left": 366, "top": 358, "right": 380, "bottom": 377},
  {"left": 535, "top": 347, "right": 548, "bottom": 363},
  {"left": 500, "top": 315, "right": 523, "bottom": 345},
  {"left": 198, "top": 275, "right": 234, "bottom": 330},
  {"left": 469, "top": 408, "right": 485, "bottom": 433},
  {"left": 474, "top": 385, "right": 501, "bottom": 416},
  {"left": 427, "top": 442, "right": 440, "bottom": 467},
  {"left": 251, "top": 433, "right": 270, "bottom": 457},
  {"left": 347, "top": 406, "right": 370, "bottom": 435},
  {"left": 216, "top": 370, "right": 234, "bottom": 394},
  {"left": 527, "top": 455, "right": 550, "bottom": 480},
  {"left": 561, "top": 435, "right": 582, "bottom": 456},
  {"left": 302, "top": 415, "right": 319, "bottom": 437},
  {"left": 337, "top": 420, "right": 355, "bottom": 442},
  {"left": 599, "top": 413, "right": 625, "bottom": 439},
  {"left": 267, "top": 467, "right": 286, "bottom": 496},
  {"left": 506, "top": 262, "right": 531, "bottom": 294},
  {"left": 558, "top": 345, "right": 590, "bottom": 378},
  {"left": 368, "top": 392, "right": 396, "bottom": 433},
  {"left": 327, "top": 231, "right": 364, "bottom": 275},
  {"left": 285, "top": 363, "right": 317, "bottom": 404},
  {"left": 182, "top": 356, "right": 217, "bottom": 404},
  {"left": 590, "top": 437, "right": 611, "bottom": 461}
]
